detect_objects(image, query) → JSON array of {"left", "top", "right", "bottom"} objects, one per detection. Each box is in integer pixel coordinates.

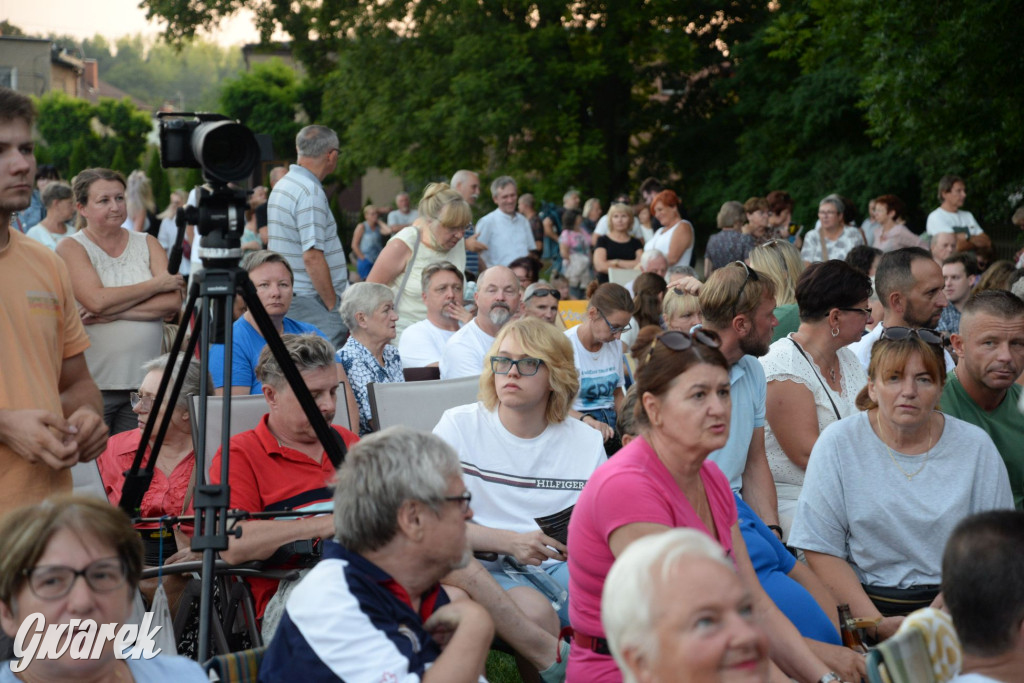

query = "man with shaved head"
[{"left": 440, "top": 266, "right": 522, "bottom": 379}]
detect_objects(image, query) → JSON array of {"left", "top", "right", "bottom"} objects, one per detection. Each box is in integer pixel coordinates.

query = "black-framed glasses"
[
  {"left": 597, "top": 308, "right": 632, "bottom": 334},
  {"left": 839, "top": 307, "right": 872, "bottom": 316},
  {"left": 129, "top": 392, "right": 155, "bottom": 411},
  {"left": 491, "top": 356, "right": 545, "bottom": 376},
  {"left": 524, "top": 287, "right": 561, "bottom": 303},
  {"left": 879, "top": 326, "right": 943, "bottom": 346},
  {"left": 443, "top": 491, "right": 472, "bottom": 513},
  {"left": 24, "top": 557, "right": 127, "bottom": 600},
  {"left": 730, "top": 261, "right": 760, "bottom": 317},
  {"left": 645, "top": 329, "right": 721, "bottom": 365}
]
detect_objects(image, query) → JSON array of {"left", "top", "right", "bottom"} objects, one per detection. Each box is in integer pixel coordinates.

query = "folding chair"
[
  {"left": 367, "top": 375, "right": 480, "bottom": 433},
  {"left": 204, "top": 646, "right": 267, "bottom": 682},
  {"left": 866, "top": 627, "right": 937, "bottom": 683}
]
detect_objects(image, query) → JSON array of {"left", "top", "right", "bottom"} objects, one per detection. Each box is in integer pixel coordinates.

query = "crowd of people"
[{"left": 4, "top": 86, "right": 1024, "bottom": 683}]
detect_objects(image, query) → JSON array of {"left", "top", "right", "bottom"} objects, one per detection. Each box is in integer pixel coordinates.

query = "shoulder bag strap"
[
  {"left": 818, "top": 228, "right": 829, "bottom": 262},
  {"left": 788, "top": 337, "right": 841, "bottom": 421},
  {"left": 392, "top": 228, "right": 421, "bottom": 311}
]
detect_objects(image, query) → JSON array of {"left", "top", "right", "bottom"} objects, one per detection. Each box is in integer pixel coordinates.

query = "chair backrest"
[
  {"left": 368, "top": 375, "right": 480, "bottom": 433},
  {"left": 189, "top": 393, "right": 270, "bottom": 461}
]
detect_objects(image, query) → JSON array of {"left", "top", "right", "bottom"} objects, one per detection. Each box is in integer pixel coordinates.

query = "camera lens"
[{"left": 191, "top": 121, "right": 260, "bottom": 184}]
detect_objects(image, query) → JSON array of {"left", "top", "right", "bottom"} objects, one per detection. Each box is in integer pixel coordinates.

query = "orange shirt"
[{"left": 0, "top": 231, "right": 90, "bottom": 517}]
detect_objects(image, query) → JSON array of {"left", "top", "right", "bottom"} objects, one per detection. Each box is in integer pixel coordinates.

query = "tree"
[
  {"left": 147, "top": 148, "right": 171, "bottom": 210},
  {"left": 68, "top": 139, "right": 90, "bottom": 178},
  {"left": 218, "top": 59, "right": 302, "bottom": 160}
]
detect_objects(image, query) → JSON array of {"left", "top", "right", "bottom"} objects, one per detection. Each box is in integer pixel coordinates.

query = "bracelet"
[
  {"left": 579, "top": 414, "right": 589, "bottom": 422},
  {"left": 767, "top": 524, "right": 783, "bottom": 539},
  {"left": 817, "top": 673, "right": 841, "bottom": 683}
]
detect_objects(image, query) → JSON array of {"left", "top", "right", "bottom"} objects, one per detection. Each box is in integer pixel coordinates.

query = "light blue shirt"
[{"left": 708, "top": 354, "right": 766, "bottom": 492}]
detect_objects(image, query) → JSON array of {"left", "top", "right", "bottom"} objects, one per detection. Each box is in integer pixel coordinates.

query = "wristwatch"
[{"left": 818, "top": 673, "right": 842, "bottom": 683}]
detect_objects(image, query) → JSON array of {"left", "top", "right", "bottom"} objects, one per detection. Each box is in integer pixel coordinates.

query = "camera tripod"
[{"left": 118, "top": 212, "right": 347, "bottom": 662}]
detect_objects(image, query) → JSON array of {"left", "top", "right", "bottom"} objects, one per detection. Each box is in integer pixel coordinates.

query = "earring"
[{"left": 831, "top": 326, "right": 840, "bottom": 338}]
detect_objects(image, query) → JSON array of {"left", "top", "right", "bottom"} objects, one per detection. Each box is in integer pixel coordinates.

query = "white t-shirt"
[
  {"left": 950, "top": 674, "right": 1005, "bottom": 683},
  {"left": 398, "top": 318, "right": 456, "bottom": 368},
  {"left": 926, "top": 208, "right": 983, "bottom": 237},
  {"left": 474, "top": 209, "right": 535, "bottom": 267},
  {"left": 564, "top": 326, "right": 624, "bottom": 412},
  {"left": 847, "top": 324, "right": 955, "bottom": 373},
  {"left": 593, "top": 214, "right": 644, "bottom": 240},
  {"left": 433, "top": 402, "right": 606, "bottom": 567},
  {"left": 439, "top": 319, "right": 495, "bottom": 379}
]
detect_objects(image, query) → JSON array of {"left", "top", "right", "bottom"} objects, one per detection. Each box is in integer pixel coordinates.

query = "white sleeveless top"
[
  {"left": 390, "top": 227, "right": 466, "bottom": 341},
  {"left": 68, "top": 231, "right": 164, "bottom": 390},
  {"left": 645, "top": 220, "right": 694, "bottom": 268}
]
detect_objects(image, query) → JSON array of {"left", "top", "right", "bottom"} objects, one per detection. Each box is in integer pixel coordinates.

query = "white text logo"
[{"left": 10, "top": 612, "right": 163, "bottom": 673}]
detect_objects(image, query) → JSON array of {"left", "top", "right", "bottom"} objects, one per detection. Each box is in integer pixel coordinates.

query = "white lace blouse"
[{"left": 759, "top": 335, "right": 866, "bottom": 489}]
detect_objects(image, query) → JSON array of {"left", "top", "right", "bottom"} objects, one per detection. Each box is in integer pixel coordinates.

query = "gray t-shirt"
[{"left": 789, "top": 411, "right": 1012, "bottom": 588}]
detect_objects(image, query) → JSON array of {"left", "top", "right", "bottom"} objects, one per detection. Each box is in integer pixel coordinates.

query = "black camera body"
[{"left": 158, "top": 112, "right": 260, "bottom": 186}]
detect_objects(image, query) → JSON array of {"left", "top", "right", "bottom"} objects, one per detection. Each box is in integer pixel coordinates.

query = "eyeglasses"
[
  {"left": 645, "top": 329, "right": 721, "bottom": 365},
  {"left": 442, "top": 491, "right": 472, "bottom": 513},
  {"left": 129, "top": 392, "right": 155, "bottom": 412},
  {"left": 24, "top": 558, "right": 127, "bottom": 600},
  {"left": 879, "top": 326, "right": 943, "bottom": 346},
  {"left": 729, "top": 261, "right": 760, "bottom": 317},
  {"left": 597, "top": 308, "right": 632, "bottom": 334},
  {"left": 524, "top": 287, "right": 561, "bottom": 303},
  {"left": 491, "top": 356, "right": 545, "bottom": 376},
  {"left": 818, "top": 210, "right": 838, "bottom": 216},
  {"left": 839, "top": 307, "right": 872, "bottom": 316}
]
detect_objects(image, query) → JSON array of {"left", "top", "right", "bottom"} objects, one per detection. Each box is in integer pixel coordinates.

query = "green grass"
[{"left": 486, "top": 650, "right": 523, "bottom": 682}]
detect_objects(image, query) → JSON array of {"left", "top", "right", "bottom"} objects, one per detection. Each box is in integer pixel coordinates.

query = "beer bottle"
[{"left": 837, "top": 603, "right": 868, "bottom": 653}]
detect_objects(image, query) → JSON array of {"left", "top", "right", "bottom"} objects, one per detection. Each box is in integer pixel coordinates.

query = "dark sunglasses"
[
  {"left": 730, "top": 261, "right": 760, "bottom": 317},
  {"left": 524, "top": 287, "right": 561, "bottom": 303},
  {"left": 839, "top": 307, "right": 872, "bottom": 316},
  {"left": 879, "top": 326, "right": 943, "bottom": 346},
  {"left": 645, "top": 329, "right": 721, "bottom": 365}
]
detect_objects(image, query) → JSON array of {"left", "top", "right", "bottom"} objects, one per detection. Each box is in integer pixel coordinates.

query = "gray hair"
[
  {"left": 333, "top": 427, "right": 462, "bottom": 553},
  {"left": 241, "top": 249, "right": 294, "bottom": 283},
  {"left": 602, "top": 529, "right": 733, "bottom": 683},
  {"left": 819, "top": 193, "right": 845, "bottom": 216},
  {"left": 296, "top": 125, "right": 339, "bottom": 159},
  {"left": 667, "top": 265, "right": 696, "bottom": 278},
  {"left": 490, "top": 175, "right": 517, "bottom": 197},
  {"left": 140, "top": 353, "right": 212, "bottom": 412},
  {"left": 255, "top": 333, "right": 335, "bottom": 390},
  {"left": 563, "top": 189, "right": 581, "bottom": 204},
  {"left": 716, "top": 200, "right": 746, "bottom": 230},
  {"left": 640, "top": 249, "right": 667, "bottom": 270},
  {"left": 42, "top": 181, "right": 73, "bottom": 207},
  {"left": 339, "top": 282, "right": 395, "bottom": 330},
  {"left": 420, "top": 261, "right": 464, "bottom": 293},
  {"left": 450, "top": 169, "right": 477, "bottom": 188}
]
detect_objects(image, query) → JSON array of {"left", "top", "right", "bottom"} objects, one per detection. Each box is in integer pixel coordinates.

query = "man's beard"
[
  {"left": 0, "top": 194, "right": 31, "bottom": 214},
  {"left": 488, "top": 304, "right": 512, "bottom": 327},
  {"left": 739, "top": 328, "right": 770, "bottom": 358}
]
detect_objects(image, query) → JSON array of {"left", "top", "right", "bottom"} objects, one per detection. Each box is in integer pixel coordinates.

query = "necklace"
[{"left": 875, "top": 410, "right": 933, "bottom": 481}]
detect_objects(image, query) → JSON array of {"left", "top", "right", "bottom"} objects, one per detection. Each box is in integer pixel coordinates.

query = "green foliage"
[
  {"left": 218, "top": 59, "right": 302, "bottom": 160},
  {"left": 147, "top": 149, "right": 171, "bottom": 209},
  {"left": 34, "top": 92, "right": 153, "bottom": 179},
  {"left": 80, "top": 34, "right": 244, "bottom": 111}
]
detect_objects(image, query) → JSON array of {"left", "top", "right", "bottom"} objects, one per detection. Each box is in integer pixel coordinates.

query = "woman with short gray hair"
[
  {"left": 336, "top": 283, "right": 405, "bottom": 435},
  {"left": 801, "top": 193, "right": 865, "bottom": 264}
]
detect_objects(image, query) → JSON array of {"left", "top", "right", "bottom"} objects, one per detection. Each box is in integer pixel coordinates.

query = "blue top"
[
  {"left": 260, "top": 541, "right": 453, "bottom": 682},
  {"left": 208, "top": 316, "right": 327, "bottom": 393},
  {"left": 735, "top": 494, "right": 841, "bottom": 645},
  {"left": 708, "top": 355, "right": 767, "bottom": 491},
  {"left": 358, "top": 221, "right": 385, "bottom": 263}
]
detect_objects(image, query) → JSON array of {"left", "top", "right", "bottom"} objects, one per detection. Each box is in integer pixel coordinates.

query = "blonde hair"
[
  {"left": 418, "top": 182, "right": 472, "bottom": 231},
  {"left": 479, "top": 318, "right": 579, "bottom": 424},
  {"left": 606, "top": 202, "right": 634, "bottom": 227},
  {"left": 749, "top": 240, "right": 804, "bottom": 307},
  {"left": 662, "top": 288, "right": 700, "bottom": 322}
]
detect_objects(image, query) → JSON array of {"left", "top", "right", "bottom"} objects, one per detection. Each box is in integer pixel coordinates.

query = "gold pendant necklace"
[{"left": 875, "top": 410, "right": 933, "bottom": 481}]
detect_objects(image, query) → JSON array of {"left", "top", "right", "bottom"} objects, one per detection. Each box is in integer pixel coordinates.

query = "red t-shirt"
[{"left": 207, "top": 414, "right": 359, "bottom": 617}]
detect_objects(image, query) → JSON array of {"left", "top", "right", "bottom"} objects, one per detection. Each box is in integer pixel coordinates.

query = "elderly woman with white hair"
[
  {"left": 801, "top": 194, "right": 865, "bottom": 264},
  {"left": 336, "top": 282, "right": 404, "bottom": 435},
  {"left": 602, "top": 528, "right": 770, "bottom": 683}
]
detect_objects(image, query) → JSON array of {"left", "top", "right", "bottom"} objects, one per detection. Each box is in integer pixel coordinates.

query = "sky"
[{"left": 2, "top": 0, "right": 264, "bottom": 47}]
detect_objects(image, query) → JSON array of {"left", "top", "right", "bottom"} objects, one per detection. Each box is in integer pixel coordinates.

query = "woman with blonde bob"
[
  {"left": 0, "top": 497, "right": 206, "bottom": 682},
  {"left": 749, "top": 239, "right": 805, "bottom": 342},
  {"left": 433, "top": 318, "right": 607, "bottom": 631},
  {"left": 602, "top": 528, "right": 770, "bottom": 683},
  {"left": 367, "top": 182, "right": 471, "bottom": 338}
]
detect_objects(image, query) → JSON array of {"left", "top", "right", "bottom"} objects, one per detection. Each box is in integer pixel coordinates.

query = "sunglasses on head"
[
  {"left": 524, "top": 287, "right": 561, "bottom": 303},
  {"left": 879, "top": 326, "right": 943, "bottom": 346},
  {"left": 730, "top": 261, "right": 760, "bottom": 317},
  {"left": 645, "top": 329, "right": 721, "bottom": 365}
]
